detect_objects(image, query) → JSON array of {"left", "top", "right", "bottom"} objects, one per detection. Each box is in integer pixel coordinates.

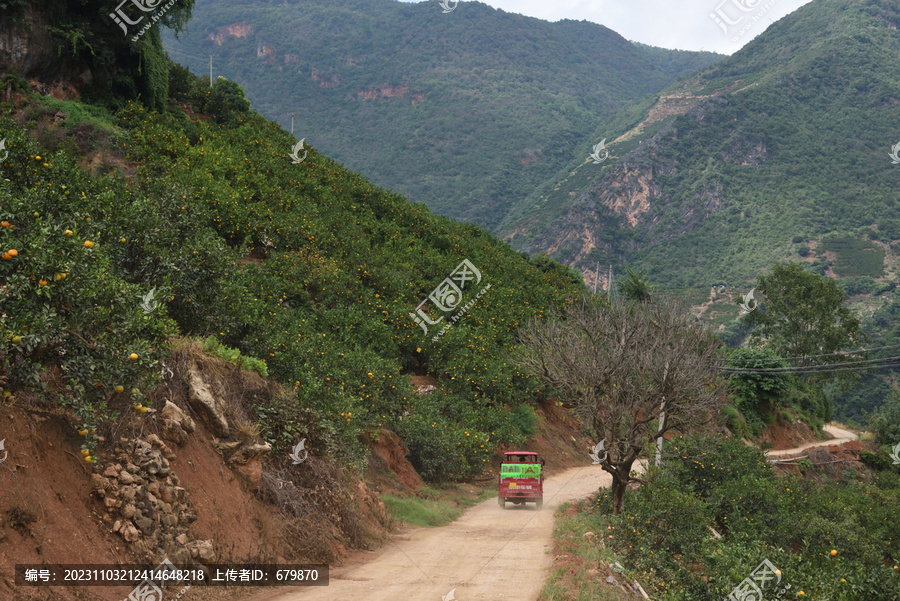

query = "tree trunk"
[
  {"left": 611, "top": 475, "right": 625, "bottom": 514},
  {"left": 609, "top": 458, "right": 636, "bottom": 514}
]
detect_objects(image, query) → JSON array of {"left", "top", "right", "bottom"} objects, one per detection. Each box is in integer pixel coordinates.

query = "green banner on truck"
[{"left": 500, "top": 463, "right": 541, "bottom": 478}]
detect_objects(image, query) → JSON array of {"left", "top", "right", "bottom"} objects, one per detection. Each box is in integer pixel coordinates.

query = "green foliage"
[
  {"left": 591, "top": 434, "right": 900, "bottom": 600},
  {"left": 529, "top": 253, "right": 584, "bottom": 287},
  {"left": 205, "top": 77, "right": 251, "bottom": 124},
  {"left": 394, "top": 389, "right": 522, "bottom": 482},
  {"left": 254, "top": 391, "right": 316, "bottom": 454},
  {"left": 509, "top": 403, "right": 539, "bottom": 438},
  {"left": 200, "top": 336, "right": 267, "bottom": 377},
  {"left": 726, "top": 347, "right": 789, "bottom": 436},
  {"left": 720, "top": 404, "right": 750, "bottom": 439},
  {"left": 381, "top": 494, "right": 462, "bottom": 528},
  {"left": 830, "top": 293, "right": 900, "bottom": 423},
  {"left": 0, "top": 0, "right": 29, "bottom": 13},
  {"left": 108, "top": 79, "right": 585, "bottom": 476},
  {"left": 617, "top": 267, "right": 654, "bottom": 303},
  {"left": 716, "top": 319, "right": 752, "bottom": 348},
  {"left": 860, "top": 449, "right": 893, "bottom": 472},
  {"left": 821, "top": 236, "right": 885, "bottom": 278},
  {"left": 744, "top": 262, "right": 865, "bottom": 360},
  {"left": 0, "top": 124, "right": 176, "bottom": 453},
  {"left": 841, "top": 276, "right": 882, "bottom": 296},
  {"left": 510, "top": 0, "right": 900, "bottom": 297},
  {"left": 167, "top": 61, "right": 195, "bottom": 102},
  {"left": 33, "top": 1, "right": 196, "bottom": 111},
  {"left": 161, "top": 0, "right": 720, "bottom": 231},
  {"left": 869, "top": 391, "right": 900, "bottom": 445}
]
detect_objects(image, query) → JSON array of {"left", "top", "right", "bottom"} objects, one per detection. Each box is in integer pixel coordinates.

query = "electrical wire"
[
  {"left": 721, "top": 354, "right": 900, "bottom": 375},
  {"left": 710, "top": 343, "right": 900, "bottom": 364}
]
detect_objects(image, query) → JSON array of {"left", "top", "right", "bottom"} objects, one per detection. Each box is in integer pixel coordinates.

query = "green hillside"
[
  {"left": 160, "top": 0, "right": 720, "bottom": 229},
  {"left": 2, "top": 6, "right": 900, "bottom": 599},
  {"left": 0, "top": 68, "right": 585, "bottom": 477},
  {"left": 508, "top": 0, "right": 900, "bottom": 291}
]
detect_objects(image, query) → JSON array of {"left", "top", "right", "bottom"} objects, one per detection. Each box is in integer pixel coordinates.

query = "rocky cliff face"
[{"left": 0, "top": 2, "right": 89, "bottom": 88}]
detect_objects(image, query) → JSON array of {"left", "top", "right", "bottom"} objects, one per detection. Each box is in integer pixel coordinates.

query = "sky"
[{"left": 400, "top": 0, "right": 816, "bottom": 55}]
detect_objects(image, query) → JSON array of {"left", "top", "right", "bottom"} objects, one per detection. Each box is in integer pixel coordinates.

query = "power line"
[
  {"left": 721, "top": 354, "right": 900, "bottom": 375},
  {"left": 711, "top": 343, "right": 900, "bottom": 364}
]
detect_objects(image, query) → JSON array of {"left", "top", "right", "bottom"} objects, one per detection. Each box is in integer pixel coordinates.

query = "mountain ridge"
[
  {"left": 161, "top": 0, "right": 722, "bottom": 229},
  {"left": 507, "top": 0, "right": 900, "bottom": 291}
]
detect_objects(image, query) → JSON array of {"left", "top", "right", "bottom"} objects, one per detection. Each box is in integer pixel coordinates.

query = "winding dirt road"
[
  {"left": 253, "top": 465, "right": 610, "bottom": 601},
  {"left": 240, "top": 426, "right": 859, "bottom": 601},
  {"left": 765, "top": 424, "right": 858, "bottom": 458}
]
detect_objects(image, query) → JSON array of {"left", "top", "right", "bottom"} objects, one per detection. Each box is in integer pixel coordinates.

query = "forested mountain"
[
  {"left": 160, "top": 0, "right": 720, "bottom": 229},
  {"left": 507, "top": 0, "right": 900, "bottom": 292}
]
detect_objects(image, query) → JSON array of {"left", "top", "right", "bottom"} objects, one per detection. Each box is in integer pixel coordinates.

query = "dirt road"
[
  {"left": 252, "top": 465, "right": 609, "bottom": 601},
  {"left": 766, "top": 424, "right": 858, "bottom": 457}
]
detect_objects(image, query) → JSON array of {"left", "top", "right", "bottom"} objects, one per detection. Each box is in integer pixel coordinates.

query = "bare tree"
[{"left": 518, "top": 298, "right": 726, "bottom": 514}]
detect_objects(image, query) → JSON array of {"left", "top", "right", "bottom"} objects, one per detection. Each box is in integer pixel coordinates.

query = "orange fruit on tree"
[
  {"left": 8, "top": 249, "right": 17, "bottom": 257},
  {"left": 80, "top": 449, "right": 90, "bottom": 456},
  {"left": 831, "top": 549, "right": 837, "bottom": 557},
  {"left": 11, "top": 335, "right": 21, "bottom": 345},
  {"left": 129, "top": 353, "right": 138, "bottom": 360},
  {"left": 1, "top": 253, "right": 9, "bottom": 261},
  {"left": 0, "top": 221, "right": 8, "bottom": 228},
  {"left": 64, "top": 229, "right": 73, "bottom": 236},
  {"left": 115, "top": 385, "right": 124, "bottom": 393},
  {"left": 78, "top": 429, "right": 88, "bottom": 436},
  {"left": 38, "top": 279, "right": 48, "bottom": 286},
  {"left": 84, "top": 240, "right": 94, "bottom": 249}
]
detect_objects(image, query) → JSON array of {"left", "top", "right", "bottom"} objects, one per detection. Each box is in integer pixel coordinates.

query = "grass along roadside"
[
  {"left": 539, "top": 499, "right": 638, "bottom": 601},
  {"left": 382, "top": 484, "right": 495, "bottom": 528}
]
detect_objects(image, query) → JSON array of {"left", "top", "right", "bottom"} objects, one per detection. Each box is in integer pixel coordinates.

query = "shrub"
[
  {"left": 205, "top": 77, "right": 251, "bottom": 124},
  {"left": 509, "top": 403, "right": 538, "bottom": 438},
  {"left": 609, "top": 472, "right": 713, "bottom": 588},
  {"left": 0, "top": 126, "right": 174, "bottom": 452},
  {"left": 201, "top": 336, "right": 268, "bottom": 377},
  {"left": 860, "top": 449, "right": 893, "bottom": 471},
  {"left": 593, "top": 434, "right": 900, "bottom": 600},
  {"left": 721, "top": 403, "right": 750, "bottom": 438},
  {"left": 869, "top": 391, "right": 900, "bottom": 444}
]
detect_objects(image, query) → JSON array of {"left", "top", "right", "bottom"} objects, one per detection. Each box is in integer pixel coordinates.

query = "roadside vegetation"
[
  {"left": 545, "top": 435, "right": 899, "bottom": 601},
  {"left": 382, "top": 484, "right": 494, "bottom": 528}
]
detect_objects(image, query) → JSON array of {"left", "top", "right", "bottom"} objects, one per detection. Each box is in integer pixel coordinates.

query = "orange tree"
[
  {"left": 116, "top": 94, "right": 587, "bottom": 478},
  {"left": 0, "top": 126, "right": 175, "bottom": 457}
]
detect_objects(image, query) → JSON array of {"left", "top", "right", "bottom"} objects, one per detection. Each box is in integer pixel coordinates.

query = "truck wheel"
[
  {"left": 498, "top": 497, "right": 506, "bottom": 509},
  {"left": 536, "top": 498, "right": 543, "bottom": 509}
]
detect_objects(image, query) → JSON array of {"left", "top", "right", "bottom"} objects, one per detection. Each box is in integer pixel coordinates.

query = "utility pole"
[
  {"left": 291, "top": 113, "right": 294, "bottom": 135},
  {"left": 656, "top": 362, "right": 669, "bottom": 468},
  {"left": 209, "top": 56, "right": 213, "bottom": 87},
  {"left": 608, "top": 265, "right": 614, "bottom": 299}
]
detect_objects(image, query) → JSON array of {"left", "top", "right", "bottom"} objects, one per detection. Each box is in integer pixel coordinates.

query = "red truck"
[{"left": 498, "top": 451, "right": 544, "bottom": 509}]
